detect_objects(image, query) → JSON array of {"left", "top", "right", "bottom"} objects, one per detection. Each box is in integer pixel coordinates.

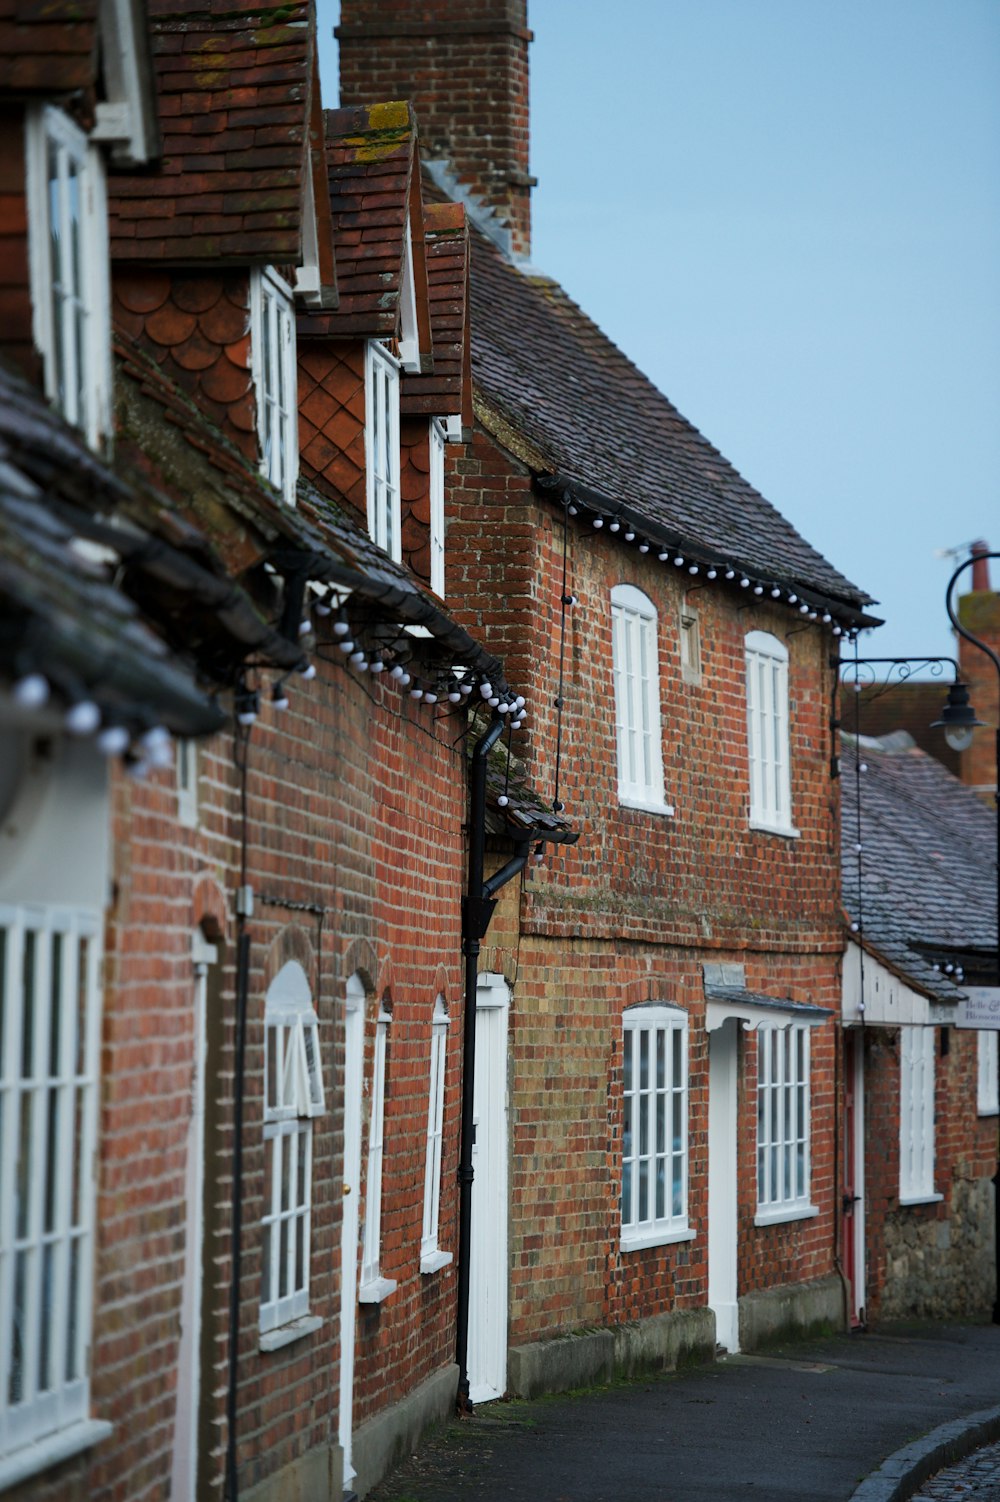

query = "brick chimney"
[
  {"left": 957, "top": 539, "right": 999, "bottom": 800},
  {"left": 335, "top": 0, "right": 535, "bottom": 258}
]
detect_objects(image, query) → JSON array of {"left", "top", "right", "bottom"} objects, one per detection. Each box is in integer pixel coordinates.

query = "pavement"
[{"left": 366, "top": 1322, "right": 1000, "bottom": 1502}]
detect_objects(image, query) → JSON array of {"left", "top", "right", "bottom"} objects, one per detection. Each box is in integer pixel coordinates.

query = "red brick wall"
[
  {"left": 861, "top": 1025, "right": 997, "bottom": 1323},
  {"left": 337, "top": 0, "right": 534, "bottom": 257},
  {"left": 31, "top": 643, "right": 470, "bottom": 1498},
  {"left": 446, "top": 424, "right": 843, "bottom": 1345}
]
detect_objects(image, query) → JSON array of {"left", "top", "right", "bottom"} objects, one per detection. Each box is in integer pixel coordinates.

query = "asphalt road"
[{"left": 366, "top": 1323, "right": 1000, "bottom": 1502}]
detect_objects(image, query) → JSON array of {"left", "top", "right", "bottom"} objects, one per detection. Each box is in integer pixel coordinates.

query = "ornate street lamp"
[{"left": 944, "top": 550, "right": 1000, "bottom": 1320}]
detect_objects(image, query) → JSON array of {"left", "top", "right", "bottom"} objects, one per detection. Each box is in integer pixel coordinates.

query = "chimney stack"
[
  {"left": 336, "top": 0, "right": 535, "bottom": 258},
  {"left": 957, "top": 538, "right": 999, "bottom": 801}
]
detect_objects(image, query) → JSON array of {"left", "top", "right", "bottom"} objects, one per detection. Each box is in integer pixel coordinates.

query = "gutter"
[{"left": 455, "top": 715, "right": 528, "bottom": 1410}]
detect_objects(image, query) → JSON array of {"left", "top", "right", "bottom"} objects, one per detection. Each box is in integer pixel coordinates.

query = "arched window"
[
  {"left": 610, "top": 585, "right": 671, "bottom": 813},
  {"left": 260, "top": 961, "right": 325, "bottom": 1338},
  {"left": 421, "top": 998, "right": 452, "bottom": 1273},
  {"left": 620, "top": 1004, "right": 691, "bottom": 1250},
  {"left": 744, "top": 630, "right": 795, "bottom": 834}
]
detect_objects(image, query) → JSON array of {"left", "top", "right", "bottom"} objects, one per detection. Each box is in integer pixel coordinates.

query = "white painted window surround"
[
  {"left": 978, "top": 1032, "right": 999, "bottom": 1116},
  {"left": 365, "top": 342, "right": 402, "bottom": 563},
  {"left": 745, "top": 630, "right": 798, "bottom": 837},
  {"left": 250, "top": 267, "right": 298, "bottom": 507},
  {"left": 359, "top": 1005, "right": 396, "bottom": 1303},
  {"left": 260, "top": 962, "right": 325, "bottom": 1343},
  {"left": 756, "top": 1024, "right": 817, "bottom": 1224},
  {"left": 25, "top": 105, "right": 111, "bottom": 452},
  {"left": 421, "top": 998, "right": 452, "bottom": 1273},
  {"left": 610, "top": 584, "right": 672, "bottom": 815},
  {"left": 429, "top": 419, "right": 447, "bottom": 597},
  {"left": 0, "top": 905, "right": 108, "bottom": 1484},
  {"left": 899, "top": 1026, "right": 940, "bottom": 1204},
  {"left": 621, "top": 1005, "right": 692, "bottom": 1251},
  {"left": 396, "top": 217, "right": 421, "bottom": 372}
]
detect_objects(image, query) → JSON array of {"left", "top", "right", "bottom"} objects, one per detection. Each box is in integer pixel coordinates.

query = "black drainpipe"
[{"left": 455, "top": 715, "right": 529, "bottom": 1410}]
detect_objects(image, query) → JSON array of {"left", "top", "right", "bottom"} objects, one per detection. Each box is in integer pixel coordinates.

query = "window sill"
[
  {"left": 420, "top": 1249, "right": 454, "bottom": 1275},
  {"left": 0, "top": 1418, "right": 113, "bottom": 1492},
  {"left": 748, "top": 820, "right": 801, "bottom": 839},
  {"left": 754, "top": 1203, "right": 819, "bottom": 1227},
  {"left": 978, "top": 1108, "right": 999, "bottom": 1118},
  {"left": 619, "top": 796, "right": 675, "bottom": 818},
  {"left": 621, "top": 1226, "right": 695, "bottom": 1253},
  {"left": 358, "top": 1275, "right": 397, "bottom": 1304},
  {"left": 898, "top": 1192, "right": 944, "bottom": 1207},
  {"left": 259, "top": 1314, "right": 324, "bottom": 1352}
]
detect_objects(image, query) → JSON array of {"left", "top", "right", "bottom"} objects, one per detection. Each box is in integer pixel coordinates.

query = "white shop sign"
[{"left": 954, "top": 987, "right": 1000, "bottom": 1030}]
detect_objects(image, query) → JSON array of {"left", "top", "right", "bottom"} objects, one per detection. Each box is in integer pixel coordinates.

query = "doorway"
[
  {"left": 339, "top": 976, "right": 365, "bottom": 1489},
  {"left": 708, "top": 1017, "right": 739, "bottom": 1352},
  {"left": 468, "top": 974, "right": 510, "bottom": 1404},
  {"left": 842, "top": 1030, "right": 866, "bottom": 1325}
]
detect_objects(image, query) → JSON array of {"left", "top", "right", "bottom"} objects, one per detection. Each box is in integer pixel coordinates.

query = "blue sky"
[{"left": 318, "top": 1, "right": 1000, "bottom": 666}]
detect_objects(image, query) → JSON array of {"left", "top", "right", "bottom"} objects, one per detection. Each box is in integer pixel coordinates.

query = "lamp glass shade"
[{"left": 944, "top": 723, "right": 975, "bottom": 753}]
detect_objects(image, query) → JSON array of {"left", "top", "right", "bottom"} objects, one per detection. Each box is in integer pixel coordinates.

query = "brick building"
[
  {"left": 0, "top": 4, "right": 574, "bottom": 1500},
  {"left": 840, "top": 735, "right": 998, "bottom": 1324},
  {"left": 337, "top": 0, "right": 879, "bottom": 1406}
]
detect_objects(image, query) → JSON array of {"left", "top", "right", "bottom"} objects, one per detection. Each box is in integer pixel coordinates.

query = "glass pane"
[
  {"left": 44, "top": 1088, "right": 58, "bottom": 1232},
  {"left": 75, "top": 938, "right": 89, "bottom": 1076},
  {"left": 294, "top": 1212, "right": 305, "bottom": 1293},
  {"left": 623, "top": 1032, "right": 632, "bottom": 1095},
  {"left": 22, "top": 931, "right": 36, "bottom": 1077},
  {"left": 655, "top": 1155, "right": 665, "bottom": 1219},
  {"left": 638, "top": 1159, "right": 648, "bottom": 1221},
  {"left": 266, "top": 1025, "right": 277, "bottom": 1112},
  {"left": 622, "top": 1160, "right": 632, "bottom": 1226},
  {"left": 71, "top": 1085, "right": 84, "bottom": 1227},
  {"left": 656, "top": 1089, "right": 665, "bottom": 1154},
  {"left": 673, "top": 1091, "right": 683, "bottom": 1155},
  {"left": 66, "top": 1235, "right": 80, "bottom": 1380},
  {"left": 9, "top": 1249, "right": 27, "bottom": 1404},
  {"left": 673, "top": 1027, "right": 682, "bottom": 1087},
  {"left": 38, "top": 1242, "right": 54, "bottom": 1392},
  {"left": 261, "top": 1219, "right": 272, "bottom": 1303},
  {"left": 279, "top": 1215, "right": 289, "bottom": 1298},
  {"left": 639, "top": 1030, "right": 648, "bottom": 1091},
  {"left": 303, "top": 1023, "right": 322, "bottom": 1110},
  {"left": 656, "top": 1030, "right": 665, "bottom": 1091},
  {"left": 673, "top": 1153, "right": 683, "bottom": 1218},
  {"left": 16, "top": 1089, "right": 32, "bottom": 1238},
  {"left": 49, "top": 932, "right": 62, "bottom": 1075},
  {"left": 280, "top": 1132, "right": 291, "bottom": 1213},
  {"left": 638, "top": 1092, "right": 648, "bottom": 1155},
  {"left": 0, "top": 928, "right": 6, "bottom": 1075}
]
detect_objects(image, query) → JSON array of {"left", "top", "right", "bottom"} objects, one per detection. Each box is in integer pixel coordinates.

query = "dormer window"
[
  {"left": 251, "top": 267, "right": 298, "bottom": 506},
  {"left": 365, "top": 341, "right": 401, "bottom": 561},
  {"left": 25, "top": 105, "right": 111, "bottom": 450},
  {"left": 397, "top": 218, "right": 421, "bottom": 372},
  {"left": 429, "top": 419, "right": 446, "bottom": 596}
]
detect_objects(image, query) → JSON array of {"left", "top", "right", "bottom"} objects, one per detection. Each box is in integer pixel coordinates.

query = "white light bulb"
[
  {"left": 400, "top": 673, "right": 411, "bottom": 687},
  {"left": 300, "top": 663, "right": 316, "bottom": 681},
  {"left": 592, "top": 517, "right": 604, "bottom": 529},
  {"left": 771, "top": 587, "right": 781, "bottom": 598},
  {"left": 13, "top": 673, "right": 49, "bottom": 708},
  {"left": 689, "top": 565, "right": 699, "bottom": 575},
  {"left": 488, "top": 695, "right": 500, "bottom": 707},
  {"left": 624, "top": 529, "right": 635, "bottom": 541},
  {"left": 658, "top": 551, "right": 669, "bottom": 562},
  {"left": 298, "top": 619, "right": 311, "bottom": 636},
  {"left": 859, "top": 762, "right": 868, "bottom": 773},
  {"left": 788, "top": 594, "right": 798, "bottom": 604},
  {"left": 424, "top": 691, "right": 438, "bottom": 704},
  {"left": 740, "top": 577, "right": 750, "bottom": 588},
  {"left": 568, "top": 504, "right": 578, "bottom": 516},
  {"left": 333, "top": 620, "right": 350, "bottom": 636},
  {"left": 639, "top": 542, "right": 649, "bottom": 553},
  {"left": 97, "top": 725, "right": 130, "bottom": 755},
  {"left": 850, "top": 921, "right": 859, "bottom": 932},
  {"left": 350, "top": 649, "right": 365, "bottom": 664},
  {"left": 272, "top": 691, "right": 290, "bottom": 711},
  {"left": 370, "top": 659, "right": 385, "bottom": 674},
  {"left": 338, "top": 638, "right": 354, "bottom": 653},
  {"left": 390, "top": 665, "right": 404, "bottom": 680},
  {"left": 799, "top": 604, "right": 809, "bottom": 614},
  {"left": 832, "top": 626, "right": 842, "bottom": 637},
  {"left": 410, "top": 687, "right": 423, "bottom": 699},
  {"left": 753, "top": 584, "right": 763, "bottom": 596},
  {"left": 707, "top": 568, "right": 717, "bottom": 579},
  {"left": 448, "top": 690, "right": 462, "bottom": 703},
  {"left": 515, "top": 696, "right": 526, "bottom": 709},
  {"left": 460, "top": 682, "right": 473, "bottom": 695},
  {"left": 314, "top": 600, "right": 332, "bottom": 616},
  {"left": 498, "top": 794, "right": 509, "bottom": 808},
  {"left": 480, "top": 682, "right": 492, "bottom": 698},
  {"left": 674, "top": 555, "right": 684, "bottom": 567},
  {"left": 609, "top": 520, "right": 620, "bottom": 532},
  {"left": 66, "top": 701, "right": 101, "bottom": 735},
  {"left": 725, "top": 569, "right": 735, "bottom": 580}
]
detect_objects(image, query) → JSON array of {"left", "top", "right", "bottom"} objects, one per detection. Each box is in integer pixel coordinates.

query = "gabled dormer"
[
  {"left": 297, "top": 101, "right": 437, "bottom": 562},
  {"left": 106, "top": 1, "right": 336, "bottom": 505},
  {"left": 0, "top": 0, "right": 159, "bottom": 451}
]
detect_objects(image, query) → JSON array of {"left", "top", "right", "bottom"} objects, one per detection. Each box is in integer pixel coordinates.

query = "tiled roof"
[
  {"left": 298, "top": 101, "right": 431, "bottom": 350},
  {"left": 841, "top": 735, "right": 997, "bottom": 999},
  {"left": 108, "top": 1, "right": 317, "bottom": 263},
  {"left": 115, "top": 336, "right": 516, "bottom": 696},
  {"left": 0, "top": 0, "right": 98, "bottom": 94},
  {"left": 470, "top": 232, "right": 876, "bottom": 617},
  {"left": 483, "top": 741, "right": 578, "bottom": 847},
  {"left": 0, "top": 359, "right": 225, "bottom": 738},
  {"left": 401, "top": 202, "right": 470, "bottom": 421}
]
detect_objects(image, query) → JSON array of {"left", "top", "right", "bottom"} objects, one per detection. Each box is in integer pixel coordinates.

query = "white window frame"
[
  {"left": 250, "top": 266, "right": 298, "bottom": 507},
  {"left": 621, "top": 1005, "right": 692, "bottom": 1251},
  {"left": 25, "top": 105, "right": 111, "bottom": 452},
  {"left": 610, "top": 584, "right": 672, "bottom": 815},
  {"left": 899, "top": 1026, "right": 940, "bottom": 1204},
  {"left": 397, "top": 217, "right": 421, "bottom": 372},
  {"left": 365, "top": 342, "right": 402, "bottom": 562},
  {"left": 679, "top": 606, "right": 701, "bottom": 686},
  {"left": 0, "top": 904, "right": 111, "bottom": 1484},
  {"left": 359, "top": 1005, "right": 396, "bottom": 1302},
  {"left": 745, "top": 630, "right": 798, "bottom": 837},
  {"left": 978, "top": 1031, "right": 999, "bottom": 1116},
  {"left": 176, "top": 741, "right": 198, "bottom": 828},
  {"left": 420, "top": 998, "right": 452, "bottom": 1273},
  {"left": 755, "top": 1024, "right": 817, "bottom": 1225},
  {"left": 260, "top": 963, "right": 325, "bottom": 1341},
  {"left": 429, "top": 419, "right": 447, "bottom": 597}
]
